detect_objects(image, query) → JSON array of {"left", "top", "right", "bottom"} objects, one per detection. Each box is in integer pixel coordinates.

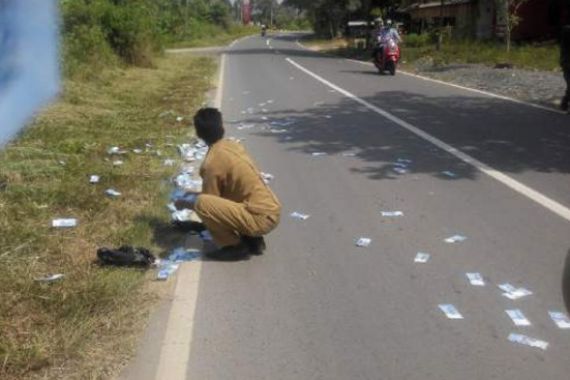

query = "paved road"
[{"left": 123, "top": 34, "right": 570, "bottom": 380}]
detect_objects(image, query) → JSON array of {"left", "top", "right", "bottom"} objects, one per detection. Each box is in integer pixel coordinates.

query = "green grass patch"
[
  {"left": 403, "top": 40, "right": 560, "bottom": 71},
  {"left": 167, "top": 24, "right": 258, "bottom": 49},
  {"left": 305, "top": 35, "right": 560, "bottom": 72},
  {"left": 0, "top": 54, "right": 216, "bottom": 379}
]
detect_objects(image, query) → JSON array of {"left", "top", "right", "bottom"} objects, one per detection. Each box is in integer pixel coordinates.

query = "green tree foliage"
[
  {"left": 284, "top": 0, "right": 401, "bottom": 38},
  {"left": 60, "top": 0, "right": 234, "bottom": 76}
]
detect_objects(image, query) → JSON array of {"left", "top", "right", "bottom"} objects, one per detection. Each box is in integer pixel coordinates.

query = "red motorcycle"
[{"left": 374, "top": 38, "right": 400, "bottom": 76}]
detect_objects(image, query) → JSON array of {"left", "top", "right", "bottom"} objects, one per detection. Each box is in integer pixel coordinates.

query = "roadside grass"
[
  {"left": 168, "top": 24, "right": 258, "bottom": 49},
  {"left": 0, "top": 54, "right": 216, "bottom": 379},
  {"left": 303, "top": 36, "right": 561, "bottom": 72},
  {"left": 403, "top": 40, "right": 560, "bottom": 71}
]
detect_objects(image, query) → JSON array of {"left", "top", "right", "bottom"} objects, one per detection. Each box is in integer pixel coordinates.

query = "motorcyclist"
[
  {"left": 380, "top": 19, "right": 401, "bottom": 48},
  {"left": 372, "top": 19, "right": 401, "bottom": 62},
  {"left": 261, "top": 24, "right": 267, "bottom": 36}
]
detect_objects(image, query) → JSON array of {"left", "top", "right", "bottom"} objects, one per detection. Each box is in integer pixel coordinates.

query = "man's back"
[{"left": 200, "top": 139, "right": 281, "bottom": 216}]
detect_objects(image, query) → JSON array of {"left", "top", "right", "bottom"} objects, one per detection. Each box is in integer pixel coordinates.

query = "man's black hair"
[{"left": 193, "top": 108, "right": 224, "bottom": 145}]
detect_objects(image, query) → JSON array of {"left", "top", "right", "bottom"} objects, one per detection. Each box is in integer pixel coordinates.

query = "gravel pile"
[{"left": 409, "top": 62, "right": 566, "bottom": 110}]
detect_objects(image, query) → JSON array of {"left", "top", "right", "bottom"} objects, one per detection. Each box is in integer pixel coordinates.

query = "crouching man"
[{"left": 175, "top": 108, "right": 281, "bottom": 261}]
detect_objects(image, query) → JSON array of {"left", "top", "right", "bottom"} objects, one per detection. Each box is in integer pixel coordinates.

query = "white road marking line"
[
  {"left": 154, "top": 265, "right": 201, "bottom": 380},
  {"left": 229, "top": 35, "right": 253, "bottom": 48},
  {"left": 154, "top": 47, "right": 229, "bottom": 380},
  {"left": 214, "top": 53, "right": 226, "bottom": 109},
  {"left": 286, "top": 57, "right": 570, "bottom": 222},
  {"left": 344, "top": 58, "right": 563, "bottom": 115}
]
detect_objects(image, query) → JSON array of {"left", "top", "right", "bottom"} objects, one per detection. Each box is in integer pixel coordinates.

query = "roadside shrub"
[
  {"left": 404, "top": 33, "right": 430, "bottom": 48},
  {"left": 62, "top": 23, "right": 117, "bottom": 78},
  {"left": 99, "top": 2, "right": 159, "bottom": 67}
]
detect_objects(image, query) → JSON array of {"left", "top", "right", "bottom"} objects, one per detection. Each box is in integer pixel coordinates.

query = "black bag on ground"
[{"left": 97, "top": 246, "right": 156, "bottom": 267}]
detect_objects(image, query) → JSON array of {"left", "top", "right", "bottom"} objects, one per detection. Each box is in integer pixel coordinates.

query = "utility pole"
[
  {"left": 270, "top": 1, "right": 274, "bottom": 29},
  {"left": 436, "top": 0, "right": 445, "bottom": 50}
]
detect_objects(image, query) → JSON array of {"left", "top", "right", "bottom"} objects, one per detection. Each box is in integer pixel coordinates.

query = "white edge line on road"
[
  {"left": 154, "top": 49, "right": 227, "bottom": 380},
  {"left": 296, "top": 40, "right": 563, "bottom": 115},
  {"left": 286, "top": 57, "right": 570, "bottom": 222},
  {"left": 154, "top": 264, "right": 201, "bottom": 380},
  {"left": 214, "top": 52, "right": 226, "bottom": 109}
]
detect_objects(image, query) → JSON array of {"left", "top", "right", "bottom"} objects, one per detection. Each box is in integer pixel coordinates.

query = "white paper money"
[
  {"left": 381, "top": 211, "right": 404, "bottom": 217},
  {"left": 355, "top": 237, "right": 371, "bottom": 247},
  {"left": 438, "top": 304, "right": 463, "bottom": 319},
  {"left": 35, "top": 274, "right": 64, "bottom": 282},
  {"left": 498, "top": 283, "right": 533, "bottom": 300},
  {"left": 261, "top": 172, "right": 274, "bottom": 184},
  {"left": 107, "top": 146, "right": 127, "bottom": 155},
  {"left": 172, "top": 209, "right": 193, "bottom": 222},
  {"left": 506, "top": 309, "right": 531, "bottom": 326},
  {"left": 105, "top": 189, "right": 121, "bottom": 197},
  {"left": 508, "top": 333, "right": 548, "bottom": 350},
  {"left": 290, "top": 212, "right": 310, "bottom": 220},
  {"left": 548, "top": 311, "right": 570, "bottom": 329},
  {"left": 414, "top": 252, "right": 430, "bottom": 263},
  {"left": 393, "top": 167, "right": 408, "bottom": 174},
  {"left": 52, "top": 218, "right": 77, "bottom": 228},
  {"left": 89, "top": 175, "right": 100, "bottom": 184},
  {"left": 466, "top": 272, "right": 485, "bottom": 286},
  {"left": 444, "top": 235, "right": 467, "bottom": 243}
]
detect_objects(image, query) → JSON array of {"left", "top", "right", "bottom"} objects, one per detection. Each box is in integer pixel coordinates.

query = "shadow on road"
[{"left": 233, "top": 89, "right": 570, "bottom": 185}]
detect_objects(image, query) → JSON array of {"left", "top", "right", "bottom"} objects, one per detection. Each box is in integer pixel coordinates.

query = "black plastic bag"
[{"left": 97, "top": 246, "right": 156, "bottom": 267}]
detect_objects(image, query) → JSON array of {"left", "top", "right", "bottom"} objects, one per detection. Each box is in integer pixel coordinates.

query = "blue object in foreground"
[
  {"left": 168, "top": 247, "right": 202, "bottom": 262},
  {"left": 156, "top": 248, "right": 201, "bottom": 280},
  {"left": 0, "top": 0, "right": 60, "bottom": 147}
]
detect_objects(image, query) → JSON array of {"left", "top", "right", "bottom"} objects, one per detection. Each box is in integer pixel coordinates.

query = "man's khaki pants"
[{"left": 195, "top": 194, "right": 279, "bottom": 247}]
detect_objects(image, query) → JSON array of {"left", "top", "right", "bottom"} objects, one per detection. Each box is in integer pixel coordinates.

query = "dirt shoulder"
[{"left": 0, "top": 54, "right": 215, "bottom": 380}]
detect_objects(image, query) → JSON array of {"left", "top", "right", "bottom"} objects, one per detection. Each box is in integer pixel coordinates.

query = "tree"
[{"left": 495, "top": 0, "right": 529, "bottom": 53}]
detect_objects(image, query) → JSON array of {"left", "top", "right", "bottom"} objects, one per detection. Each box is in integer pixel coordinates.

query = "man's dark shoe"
[
  {"left": 204, "top": 242, "right": 250, "bottom": 261},
  {"left": 241, "top": 236, "right": 266, "bottom": 255}
]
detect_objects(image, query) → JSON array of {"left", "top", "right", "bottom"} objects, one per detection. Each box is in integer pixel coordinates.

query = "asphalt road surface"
[{"left": 123, "top": 34, "right": 570, "bottom": 380}]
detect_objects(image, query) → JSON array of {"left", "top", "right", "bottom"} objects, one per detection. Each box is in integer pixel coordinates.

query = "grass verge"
[
  {"left": 168, "top": 24, "right": 258, "bottom": 49},
  {"left": 0, "top": 54, "right": 216, "bottom": 379},
  {"left": 303, "top": 37, "right": 561, "bottom": 72}
]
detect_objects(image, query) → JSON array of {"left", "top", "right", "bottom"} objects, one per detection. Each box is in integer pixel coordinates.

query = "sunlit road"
[{"left": 124, "top": 34, "right": 570, "bottom": 380}]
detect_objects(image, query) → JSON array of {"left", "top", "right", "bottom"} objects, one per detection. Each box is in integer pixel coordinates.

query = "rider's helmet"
[
  {"left": 386, "top": 19, "right": 393, "bottom": 28},
  {"left": 374, "top": 18, "right": 384, "bottom": 28}
]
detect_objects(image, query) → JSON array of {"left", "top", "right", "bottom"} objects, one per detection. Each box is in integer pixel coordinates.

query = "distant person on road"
[
  {"left": 560, "top": 25, "right": 570, "bottom": 113},
  {"left": 175, "top": 108, "right": 281, "bottom": 261},
  {"left": 371, "top": 19, "right": 401, "bottom": 61},
  {"left": 382, "top": 20, "right": 401, "bottom": 44}
]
